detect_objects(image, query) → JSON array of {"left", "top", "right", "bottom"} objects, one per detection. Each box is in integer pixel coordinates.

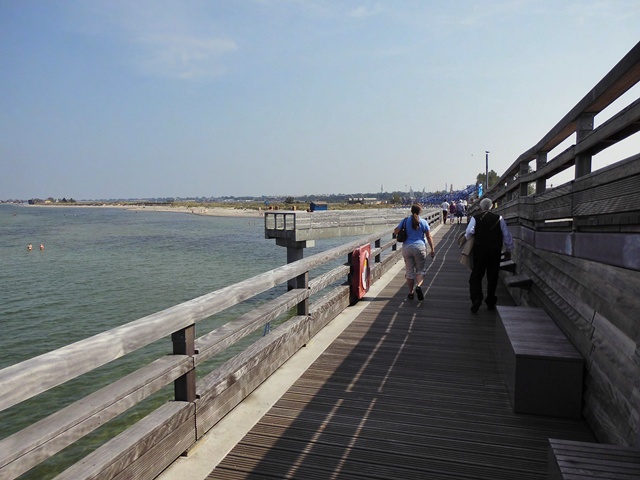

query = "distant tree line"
[
  {"left": 27, "top": 197, "right": 76, "bottom": 205},
  {"left": 8, "top": 181, "right": 492, "bottom": 207}
]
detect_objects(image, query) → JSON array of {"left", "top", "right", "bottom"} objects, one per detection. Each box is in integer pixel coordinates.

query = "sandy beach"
[
  {"left": 27, "top": 203, "right": 267, "bottom": 218},
  {"left": 122, "top": 205, "right": 265, "bottom": 218}
]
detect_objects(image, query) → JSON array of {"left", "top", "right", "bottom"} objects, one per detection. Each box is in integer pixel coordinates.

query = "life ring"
[{"left": 350, "top": 244, "right": 371, "bottom": 302}]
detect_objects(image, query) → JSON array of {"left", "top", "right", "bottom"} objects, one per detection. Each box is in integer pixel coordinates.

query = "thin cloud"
[
  {"left": 565, "top": 0, "right": 640, "bottom": 24},
  {"left": 74, "top": 1, "right": 239, "bottom": 80},
  {"left": 348, "top": 3, "right": 383, "bottom": 18},
  {"left": 136, "top": 33, "right": 238, "bottom": 79}
]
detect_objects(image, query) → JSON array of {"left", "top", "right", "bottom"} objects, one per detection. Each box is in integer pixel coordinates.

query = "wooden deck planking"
[{"left": 208, "top": 224, "right": 595, "bottom": 479}]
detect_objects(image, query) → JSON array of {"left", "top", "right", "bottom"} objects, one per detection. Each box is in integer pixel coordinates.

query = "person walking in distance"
[
  {"left": 464, "top": 198, "right": 514, "bottom": 312},
  {"left": 448, "top": 201, "right": 457, "bottom": 224},
  {"left": 441, "top": 199, "right": 450, "bottom": 224},
  {"left": 455, "top": 200, "right": 466, "bottom": 224},
  {"left": 394, "top": 204, "right": 435, "bottom": 301}
]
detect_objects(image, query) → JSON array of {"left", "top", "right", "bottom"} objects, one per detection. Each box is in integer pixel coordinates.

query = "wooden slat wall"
[{"left": 500, "top": 160, "right": 640, "bottom": 446}]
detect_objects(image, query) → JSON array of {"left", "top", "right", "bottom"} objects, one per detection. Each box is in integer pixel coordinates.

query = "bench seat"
[
  {"left": 499, "top": 259, "right": 517, "bottom": 272},
  {"left": 503, "top": 273, "right": 533, "bottom": 290},
  {"left": 548, "top": 438, "right": 640, "bottom": 479},
  {"left": 495, "top": 306, "right": 584, "bottom": 418}
]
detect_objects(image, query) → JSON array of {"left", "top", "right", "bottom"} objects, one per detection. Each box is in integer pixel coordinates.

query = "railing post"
[
  {"left": 286, "top": 245, "right": 303, "bottom": 290},
  {"left": 277, "top": 236, "right": 312, "bottom": 314},
  {"left": 519, "top": 161, "right": 530, "bottom": 198},
  {"left": 347, "top": 250, "right": 354, "bottom": 299},
  {"left": 172, "top": 325, "right": 196, "bottom": 402},
  {"left": 375, "top": 238, "right": 381, "bottom": 263},
  {"left": 505, "top": 171, "right": 515, "bottom": 202},
  {"left": 575, "top": 113, "right": 595, "bottom": 178},
  {"left": 536, "top": 152, "right": 547, "bottom": 194},
  {"left": 296, "top": 270, "right": 309, "bottom": 316}
]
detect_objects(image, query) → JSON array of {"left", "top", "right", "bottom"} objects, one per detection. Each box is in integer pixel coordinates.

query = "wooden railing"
[
  {"left": 485, "top": 40, "right": 640, "bottom": 224},
  {"left": 0, "top": 210, "right": 439, "bottom": 480},
  {"left": 483, "top": 41, "right": 640, "bottom": 447}
]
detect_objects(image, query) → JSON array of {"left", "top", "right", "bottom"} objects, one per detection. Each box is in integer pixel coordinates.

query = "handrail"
[
  {"left": 483, "top": 40, "right": 640, "bottom": 206},
  {"left": 0, "top": 209, "right": 440, "bottom": 479},
  {"left": 479, "top": 41, "right": 640, "bottom": 262}
]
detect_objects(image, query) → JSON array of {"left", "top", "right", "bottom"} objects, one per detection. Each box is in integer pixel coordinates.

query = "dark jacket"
[{"left": 472, "top": 211, "right": 503, "bottom": 252}]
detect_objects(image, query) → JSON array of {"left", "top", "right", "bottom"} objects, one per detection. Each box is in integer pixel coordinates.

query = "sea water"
[{"left": 0, "top": 204, "right": 357, "bottom": 478}]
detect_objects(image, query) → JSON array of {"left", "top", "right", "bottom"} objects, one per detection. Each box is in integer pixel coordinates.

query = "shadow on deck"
[{"left": 209, "top": 223, "right": 595, "bottom": 480}]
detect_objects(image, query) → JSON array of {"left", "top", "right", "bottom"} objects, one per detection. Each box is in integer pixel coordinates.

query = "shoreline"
[
  {"left": 24, "top": 203, "right": 266, "bottom": 218},
  {"left": 122, "top": 204, "right": 266, "bottom": 218}
]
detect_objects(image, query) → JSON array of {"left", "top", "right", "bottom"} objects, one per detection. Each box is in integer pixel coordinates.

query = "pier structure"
[
  {"left": 264, "top": 208, "right": 441, "bottom": 289},
  {"left": 264, "top": 208, "right": 442, "bottom": 247}
]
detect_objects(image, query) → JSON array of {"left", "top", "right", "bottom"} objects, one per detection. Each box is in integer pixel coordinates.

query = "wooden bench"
[
  {"left": 499, "top": 259, "right": 517, "bottom": 272},
  {"left": 503, "top": 273, "right": 533, "bottom": 290},
  {"left": 495, "top": 306, "right": 584, "bottom": 418},
  {"left": 548, "top": 438, "right": 640, "bottom": 479}
]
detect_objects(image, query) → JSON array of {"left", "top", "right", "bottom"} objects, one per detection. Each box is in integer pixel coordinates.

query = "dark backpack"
[{"left": 396, "top": 217, "right": 408, "bottom": 242}]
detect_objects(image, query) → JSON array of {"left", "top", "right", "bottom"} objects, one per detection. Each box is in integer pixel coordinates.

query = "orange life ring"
[{"left": 350, "top": 244, "right": 371, "bottom": 302}]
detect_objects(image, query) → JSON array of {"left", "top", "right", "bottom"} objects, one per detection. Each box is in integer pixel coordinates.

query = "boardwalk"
[{"left": 206, "top": 223, "right": 596, "bottom": 479}]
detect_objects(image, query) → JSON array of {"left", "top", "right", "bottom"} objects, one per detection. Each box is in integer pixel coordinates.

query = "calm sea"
[{"left": 0, "top": 203, "right": 356, "bottom": 479}]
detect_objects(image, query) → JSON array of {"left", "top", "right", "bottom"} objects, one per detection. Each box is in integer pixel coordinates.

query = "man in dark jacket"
[{"left": 464, "top": 198, "right": 514, "bottom": 312}]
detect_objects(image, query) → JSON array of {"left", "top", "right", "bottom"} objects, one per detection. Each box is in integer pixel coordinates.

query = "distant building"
[
  {"left": 348, "top": 197, "right": 379, "bottom": 205},
  {"left": 309, "top": 201, "right": 328, "bottom": 212}
]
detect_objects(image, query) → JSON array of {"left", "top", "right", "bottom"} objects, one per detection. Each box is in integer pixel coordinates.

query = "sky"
[{"left": 1, "top": 0, "right": 639, "bottom": 201}]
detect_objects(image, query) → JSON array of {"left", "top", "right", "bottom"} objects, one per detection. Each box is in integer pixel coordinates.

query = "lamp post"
[{"left": 485, "top": 151, "right": 490, "bottom": 194}]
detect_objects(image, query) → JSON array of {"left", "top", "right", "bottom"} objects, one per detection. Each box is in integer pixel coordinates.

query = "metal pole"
[{"left": 485, "top": 151, "right": 490, "bottom": 193}]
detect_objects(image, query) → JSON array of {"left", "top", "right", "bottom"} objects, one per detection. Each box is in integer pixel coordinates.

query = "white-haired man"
[{"left": 464, "top": 198, "right": 514, "bottom": 313}]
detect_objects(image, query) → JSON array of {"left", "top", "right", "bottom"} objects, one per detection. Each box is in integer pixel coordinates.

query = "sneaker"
[
  {"left": 407, "top": 293, "right": 414, "bottom": 300},
  {"left": 487, "top": 303, "right": 496, "bottom": 311},
  {"left": 415, "top": 286, "right": 424, "bottom": 301},
  {"left": 470, "top": 301, "right": 481, "bottom": 313}
]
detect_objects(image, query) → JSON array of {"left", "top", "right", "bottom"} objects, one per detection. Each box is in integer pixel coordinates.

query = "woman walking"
[{"left": 394, "top": 204, "right": 435, "bottom": 300}]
